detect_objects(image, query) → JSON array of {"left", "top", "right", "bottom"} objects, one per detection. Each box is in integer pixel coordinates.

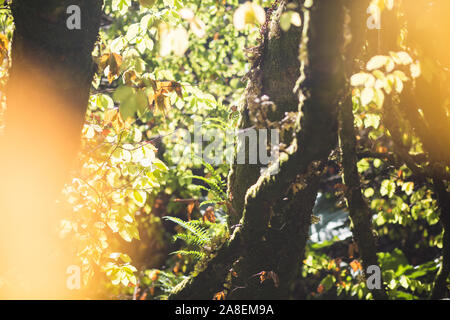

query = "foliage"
[
  {"left": 62, "top": 0, "right": 260, "bottom": 296},
  {"left": 0, "top": 0, "right": 449, "bottom": 300}
]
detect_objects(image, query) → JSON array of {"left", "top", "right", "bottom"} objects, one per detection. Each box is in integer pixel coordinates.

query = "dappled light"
[{"left": 0, "top": 0, "right": 449, "bottom": 302}]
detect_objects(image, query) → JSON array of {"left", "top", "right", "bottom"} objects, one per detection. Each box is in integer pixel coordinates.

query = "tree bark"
[
  {"left": 431, "top": 179, "right": 450, "bottom": 299},
  {"left": 170, "top": 0, "right": 348, "bottom": 300},
  {"left": 339, "top": 95, "right": 388, "bottom": 300}
]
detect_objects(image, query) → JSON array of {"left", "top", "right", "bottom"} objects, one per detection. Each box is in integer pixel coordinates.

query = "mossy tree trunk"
[
  {"left": 339, "top": 95, "right": 388, "bottom": 300},
  {"left": 170, "top": 0, "right": 361, "bottom": 300},
  {"left": 337, "top": 0, "right": 387, "bottom": 300},
  {"left": 0, "top": 0, "right": 102, "bottom": 298}
]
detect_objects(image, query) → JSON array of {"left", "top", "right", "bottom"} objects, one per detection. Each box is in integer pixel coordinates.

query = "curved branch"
[{"left": 339, "top": 95, "right": 388, "bottom": 300}]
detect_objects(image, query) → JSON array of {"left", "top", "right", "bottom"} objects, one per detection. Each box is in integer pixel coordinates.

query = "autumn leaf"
[
  {"left": 213, "top": 291, "right": 226, "bottom": 300},
  {"left": 103, "top": 108, "right": 132, "bottom": 132},
  {"left": 148, "top": 80, "right": 183, "bottom": 115},
  {"left": 139, "top": 291, "right": 148, "bottom": 300},
  {"left": 350, "top": 260, "right": 363, "bottom": 272},
  {"left": 203, "top": 206, "right": 216, "bottom": 223},
  {"left": 256, "top": 270, "right": 279, "bottom": 288},
  {"left": 149, "top": 270, "right": 160, "bottom": 281},
  {"left": 317, "top": 284, "right": 325, "bottom": 294},
  {"left": 99, "top": 52, "right": 123, "bottom": 83},
  {"left": 187, "top": 201, "right": 196, "bottom": 221},
  {"left": 0, "top": 33, "right": 9, "bottom": 62},
  {"left": 123, "top": 69, "right": 138, "bottom": 86},
  {"left": 327, "top": 260, "right": 336, "bottom": 270}
]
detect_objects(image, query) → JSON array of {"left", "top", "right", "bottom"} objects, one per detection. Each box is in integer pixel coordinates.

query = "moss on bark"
[
  {"left": 339, "top": 96, "right": 388, "bottom": 300},
  {"left": 170, "top": 0, "right": 349, "bottom": 300}
]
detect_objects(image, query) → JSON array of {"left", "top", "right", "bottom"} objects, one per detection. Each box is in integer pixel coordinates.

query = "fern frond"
[
  {"left": 173, "top": 233, "right": 208, "bottom": 247},
  {"left": 171, "top": 250, "right": 205, "bottom": 260},
  {"left": 189, "top": 175, "right": 226, "bottom": 200},
  {"left": 163, "top": 216, "right": 211, "bottom": 246}
]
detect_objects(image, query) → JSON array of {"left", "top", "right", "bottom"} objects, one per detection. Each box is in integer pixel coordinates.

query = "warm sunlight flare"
[
  {"left": 0, "top": 65, "right": 84, "bottom": 299},
  {"left": 0, "top": 0, "right": 449, "bottom": 303}
]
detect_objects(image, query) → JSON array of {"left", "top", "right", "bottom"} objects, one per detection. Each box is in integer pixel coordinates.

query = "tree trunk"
[
  {"left": 339, "top": 95, "right": 388, "bottom": 300},
  {"left": 431, "top": 179, "right": 450, "bottom": 299},
  {"left": 170, "top": 0, "right": 349, "bottom": 300},
  {"left": 0, "top": 0, "right": 102, "bottom": 299}
]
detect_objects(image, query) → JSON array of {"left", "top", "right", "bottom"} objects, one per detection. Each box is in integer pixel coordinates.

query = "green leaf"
[
  {"left": 364, "top": 188, "right": 375, "bottom": 198},
  {"left": 112, "top": 0, "right": 131, "bottom": 14},
  {"left": 114, "top": 86, "right": 148, "bottom": 120},
  {"left": 126, "top": 23, "right": 141, "bottom": 42},
  {"left": 320, "top": 274, "right": 335, "bottom": 292},
  {"left": 399, "top": 275, "right": 409, "bottom": 289},
  {"left": 364, "top": 114, "right": 381, "bottom": 129},
  {"left": 373, "top": 159, "right": 382, "bottom": 168},
  {"left": 402, "top": 181, "right": 414, "bottom": 196},
  {"left": 357, "top": 159, "right": 370, "bottom": 173},
  {"left": 381, "top": 179, "right": 396, "bottom": 198},
  {"left": 133, "top": 190, "right": 147, "bottom": 207},
  {"left": 92, "top": 94, "right": 114, "bottom": 111},
  {"left": 114, "top": 86, "right": 136, "bottom": 120}
]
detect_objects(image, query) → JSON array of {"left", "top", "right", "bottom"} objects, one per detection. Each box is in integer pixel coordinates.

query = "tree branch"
[{"left": 339, "top": 95, "right": 388, "bottom": 300}]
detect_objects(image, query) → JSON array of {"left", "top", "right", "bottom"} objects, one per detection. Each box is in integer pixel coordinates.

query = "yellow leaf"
[
  {"left": 280, "top": 11, "right": 302, "bottom": 32},
  {"left": 361, "top": 87, "right": 374, "bottom": 106},
  {"left": 155, "top": 93, "right": 170, "bottom": 115},
  {"left": 171, "top": 27, "right": 189, "bottom": 56},
  {"left": 104, "top": 108, "right": 119, "bottom": 124},
  {"left": 0, "top": 33, "right": 9, "bottom": 61},
  {"left": 410, "top": 62, "right": 421, "bottom": 79},
  {"left": 159, "top": 24, "right": 189, "bottom": 57},
  {"left": 367, "top": 55, "right": 389, "bottom": 71},
  {"left": 233, "top": 1, "right": 266, "bottom": 31},
  {"left": 99, "top": 53, "right": 110, "bottom": 70},
  {"left": 179, "top": 8, "right": 194, "bottom": 20},
  {"left": 396, "top": 51, "right": 413, "bottom": 65},
  {"left": 84, "top": 125, "right": 96, "bottom": 139},
  {"left": 190, "top": 17, "right": 206, "bottom": 38},
  {"left": 384, "top": 0, "right": 394, "bottom": 10},
  {"left": 351, "top": 72, "right": 371, "bottom": 86}
]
